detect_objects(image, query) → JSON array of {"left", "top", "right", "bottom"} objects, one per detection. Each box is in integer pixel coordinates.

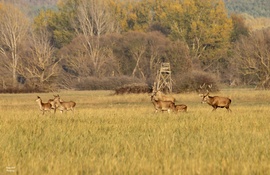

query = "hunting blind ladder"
[{"left": 155, "top": 63, "right": 172, "bottom": 93}]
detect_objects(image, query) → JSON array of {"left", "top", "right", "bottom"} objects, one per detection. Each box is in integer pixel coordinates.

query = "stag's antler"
[
  {"left": 206, "top": 84, "right": 213, "bottom": 93},
  {"left": 199, "top": 83, "right": 206, "bottom": 89}
]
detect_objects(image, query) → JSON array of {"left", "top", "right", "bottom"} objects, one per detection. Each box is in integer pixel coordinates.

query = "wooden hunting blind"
[{"left": 155, "top": 63, "right": 172, "bottom": 93}]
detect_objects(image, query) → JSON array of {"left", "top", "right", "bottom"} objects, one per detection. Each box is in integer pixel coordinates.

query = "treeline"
[{"left": 0, "top": 0, "right": 269, "bottom": 93}]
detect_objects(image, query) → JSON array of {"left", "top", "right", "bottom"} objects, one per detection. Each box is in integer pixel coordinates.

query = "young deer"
[
  {"left": 48, "top": 95, "right": 64, "bottom": 113},
  {"left": 173, "top": 104, "right": 187, "bottom": 112},
  {"left": 48, "top": 96, "right": 56, "bottom": 113},
  {"left": 36, "top": 96, "right": 53, "bottom": 115},
  {"left": 53, "top": 95, "right": 76, "bottom": 113}
]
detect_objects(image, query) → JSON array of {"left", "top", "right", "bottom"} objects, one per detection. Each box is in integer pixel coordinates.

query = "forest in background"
[{"left": 0, "top": 0, "right": 270, "bottom": 92}]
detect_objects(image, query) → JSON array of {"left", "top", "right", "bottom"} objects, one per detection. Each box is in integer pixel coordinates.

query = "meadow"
[{"left": 0, "top": 89, "right": 270, "bottom": 175}]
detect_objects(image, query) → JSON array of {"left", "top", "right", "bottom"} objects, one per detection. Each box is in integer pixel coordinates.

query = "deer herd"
[
  {"left": 151, "top": 91, "right": 187, "bottom": 113},
  {"left": 150, "top": 83, "right": 232, "bottom": 114},
  {"left": 35, "top": 95, "right": 76, "bottom": 115},
  {"left": 35, "top": 84, "right": 232, "bottom": 115}
]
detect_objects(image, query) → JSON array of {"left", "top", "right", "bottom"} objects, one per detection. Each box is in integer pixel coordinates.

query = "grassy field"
[{"left": 0, "top": 89, "right": 270, "bottom": 175}]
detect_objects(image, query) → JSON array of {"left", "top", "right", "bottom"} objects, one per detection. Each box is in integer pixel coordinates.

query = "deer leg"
[{"left": 212, "top": 106, "right": 217, "bottom": 112}]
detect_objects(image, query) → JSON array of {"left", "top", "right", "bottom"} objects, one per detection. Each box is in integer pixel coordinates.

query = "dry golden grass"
[{"left": 0, "top": 89, "right": 270, "bottom": 174}]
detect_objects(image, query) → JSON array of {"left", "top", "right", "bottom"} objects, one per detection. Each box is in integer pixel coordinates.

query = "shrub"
[
  {"left": 75, "top": 76, "right": 145, "bottom": 90},
  {"left": 0, "top": 87, "right": 44, "bottom": 93},
  {"left": 114, "top": 83, "right": 152, "bottom": 94},
  {"left": 173, "top": 71, "right": 219, "bottom": 93}
]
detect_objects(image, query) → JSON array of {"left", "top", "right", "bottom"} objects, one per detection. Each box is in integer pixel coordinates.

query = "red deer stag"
[
  {"left": 36, "top": 96, "right": 53, "bottom": 115},
  {"left": 199, "top": 84, "right": 232, "bottom": 112}
]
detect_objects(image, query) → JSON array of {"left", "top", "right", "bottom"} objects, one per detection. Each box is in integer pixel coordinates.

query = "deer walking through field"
[
  {"left": 53, "top": 95, "right": 76, "bottom": 114},
  {"left": 36, "top": 96, "right": 53, "bottom": 115},
  {"left": 199, "top": 84, "right": 232, "bottom": 112},
  {"left": 47, "top": 95, "right": 58, "bottom": 114}
]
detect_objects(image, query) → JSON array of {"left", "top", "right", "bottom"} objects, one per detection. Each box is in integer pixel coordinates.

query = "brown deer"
[
  {"left": 151, "top": 94, "right": 175, "bottom": 113},
  {"left": 154, "top": 90, "right": 176, "bottom": 103},
  {"left": 200, "top": 87, "right": 232, "bottom": 112},
  {"left": 36, "top": 96, "right": 53, "bottom": 115},
  {"left": 47, "top": 95, "right": 59, "bottom": 113},
  {"left": 48, "top": 95, "right": 64, "bottom": 112},
  {"left": 53, "top": 95, "right": 76, "bottom": 113},
  {"left": 172, "top": 104, "right": 187, "bottom": 112}
]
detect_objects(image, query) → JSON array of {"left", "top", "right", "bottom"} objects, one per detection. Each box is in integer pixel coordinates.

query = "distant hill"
[
  {"left": 224, "top": 0, "right": 270, "bottom": 17},
  {"left": 16, "top": 0, "right": 58, "bottom": 6},
  {"left": 7, "top": 0, "right": 270, "bottom": 18},
  {"left": 10, "top": 0, "right": 58, "bottom": 17}
]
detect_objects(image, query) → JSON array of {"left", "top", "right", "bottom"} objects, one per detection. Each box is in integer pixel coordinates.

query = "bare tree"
[
  {"left": 75, "top": 0, "right": 117, "bottom": 37},
  {"left": 18, "top": 28, "right": 61, "bottom": 91},
  {"left": 71, "top": 0, "right": 118, "bottom": 77},
  {"left": 59, "top": 34, "right": 118, "bottom": 80},
  {"left": 0, "top": 2, "right": 29, "bottom": 88},
  {"left": 147, "top": 32, "right": 173, "bottom": 79},
  {"left": 121, "top": 32, "right": 148, "bottom": 79},
  {"left": 234, "top": 28, "right": 270, "bottom": 88}
]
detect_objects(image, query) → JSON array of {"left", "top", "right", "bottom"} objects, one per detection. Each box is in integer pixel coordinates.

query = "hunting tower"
[{"left": 155, "top": 63, "right": 172, "bottom": 93}]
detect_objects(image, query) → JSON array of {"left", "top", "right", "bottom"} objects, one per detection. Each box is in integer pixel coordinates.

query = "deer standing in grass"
[
  {"left": 199, "top": 84, "right": 232, "bottom": 112},
  {"left": 151, "top": 91, "right": 175, "bottom": 113},
  {"left": 155, "top": 90, "right": 176, "bottom": 103},
  {"left": 36, "top": 96, "right": 53, "bottom": 115},
  {"left": 53, "top": 95, "right": 76, "bottom": 113}
]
